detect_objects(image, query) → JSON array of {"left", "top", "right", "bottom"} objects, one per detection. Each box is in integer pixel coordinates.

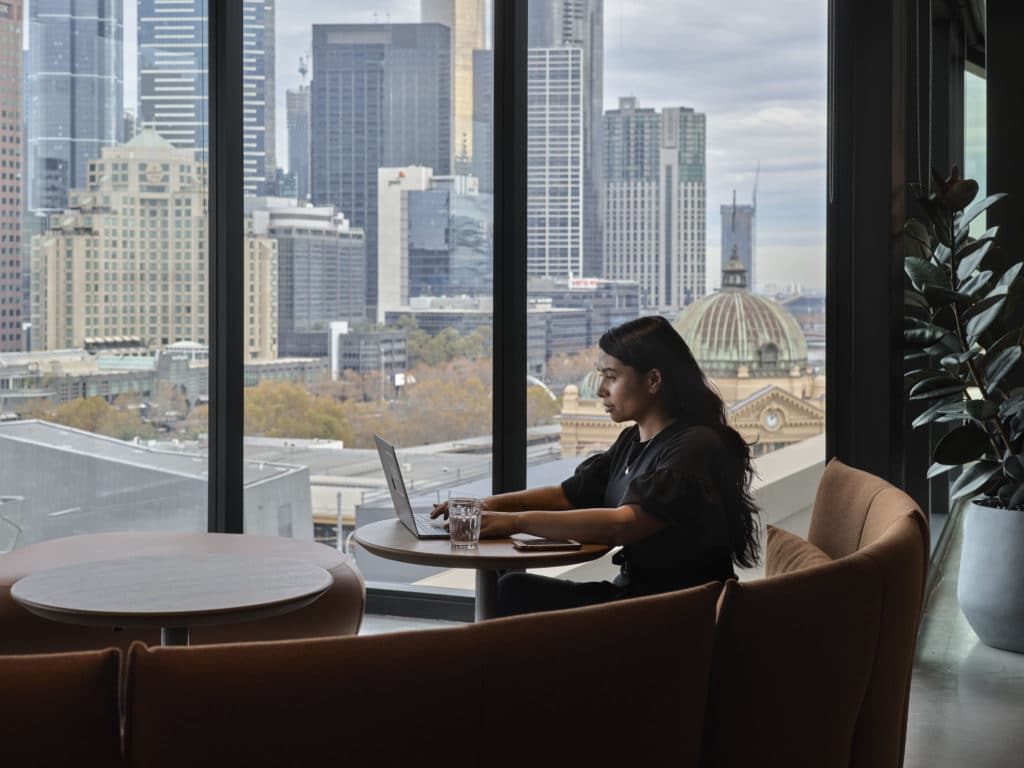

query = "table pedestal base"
[
  {"left": 475, "top": 570, "right": 498, "bottom": 622},
  {"left": 161, "top": 626, "right": 189, "bottom": 646}
]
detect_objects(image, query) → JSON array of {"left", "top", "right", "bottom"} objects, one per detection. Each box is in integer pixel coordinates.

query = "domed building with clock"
[{"left": 558, "top": 252, "right": 825, "bottom": 458}]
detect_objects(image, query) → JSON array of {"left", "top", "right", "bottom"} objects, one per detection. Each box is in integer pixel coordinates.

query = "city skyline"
[{"left": 20, "top": 0, "right": 825, "bottom": 291}]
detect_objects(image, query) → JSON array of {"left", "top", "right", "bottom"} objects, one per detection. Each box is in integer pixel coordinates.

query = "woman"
[{"left": 432, "top": 315, "right": 761, "bottom": 617}]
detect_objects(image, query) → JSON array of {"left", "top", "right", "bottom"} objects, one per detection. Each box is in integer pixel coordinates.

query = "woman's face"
[{"left": 595, "top": 352, "right": 661, "bottom": 424}]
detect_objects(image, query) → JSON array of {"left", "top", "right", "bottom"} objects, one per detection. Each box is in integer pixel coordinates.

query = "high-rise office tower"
[
  {"left": 312, "top": 23, "right": 451, "bottom": 317},
  {"left": 603, "top": 97, "right": 706, "bottom": 310},
  {"left": 248, "top": 197, "right": 365, "bottom": 358},
  {"left": 421, "top": 0, "right": 484, "bottom": 174},
  {"left": 471, "top": 48, "right": 492, "bottom": 193},
  {"left": 30, "top": 132, "right": 278, "bottom": 357},
  {"left": 1, "top": 0, "right": 24, "bottom": 352},
  {"left": 138, "top": 0, "right": 275, "bottom": 195},
  {"left": 407, "top": 175, "right": 491, "bottom": 299},
  {"left": 721, "top": 191, "right": 757, "bottom": 291},
  {"left": 527, "top": 47, "right": 584, "bottom": 280},
  {"left": 286, "top": 84, "right": 310, "bottom": 201},
  {"left": 376, "top": 166, "right": 434, "bottom": 323},
  {"left": 529, "top": 0, "right": 603, "bottom": 278},
  {"left": 26, "top": 0, "right": 123, "bottom": 215}
]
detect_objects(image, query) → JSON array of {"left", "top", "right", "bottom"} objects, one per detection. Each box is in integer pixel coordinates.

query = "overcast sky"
[{"left": 27, "top": 0, "right": 828, "bottom": 292}]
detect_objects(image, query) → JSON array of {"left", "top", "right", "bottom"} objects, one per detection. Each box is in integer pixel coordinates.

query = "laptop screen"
[{"left": 373, "top": 434, "right": 418, "bottom": 531}]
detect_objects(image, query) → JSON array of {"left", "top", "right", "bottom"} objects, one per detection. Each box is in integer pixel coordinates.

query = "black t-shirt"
[{"left": 560, "top": 421, "right": 739, "bottom": 590}]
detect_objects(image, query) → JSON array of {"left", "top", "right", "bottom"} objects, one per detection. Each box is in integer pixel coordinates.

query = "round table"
[
  {"left": 351, "top": 519, "right": 610, "bottom": 620},
  {"left": 10, "top": 554, "right": 333, "bottom": 646}
]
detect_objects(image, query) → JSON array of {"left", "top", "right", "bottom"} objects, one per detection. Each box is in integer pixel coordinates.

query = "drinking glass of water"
[{"left": 448, "top": 495, "right": 482, "bottom": 550}]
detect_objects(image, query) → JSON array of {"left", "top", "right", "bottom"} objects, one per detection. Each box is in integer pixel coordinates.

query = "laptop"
[{"left": 373, "top": 434, "right": 449, "bottom": 539}]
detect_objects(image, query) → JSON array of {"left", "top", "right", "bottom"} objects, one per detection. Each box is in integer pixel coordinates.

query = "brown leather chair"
[
  {"left": 702, "top": 548, "right": 885, "bottom": 767},
  {"left": 805, "top": 459, "right": 929, "bottom": 768},
  {"left": 743, "top": 459, "right": 928, "bottom": 768},
  {"left": 125, "top": 582, "right": 723, "bottom": 768},
  {"left": 0, "top": 532, "right": 365, "bottom": 656},
  {"left": 0, "top": 647, "right": 123, "bottom": 766}
]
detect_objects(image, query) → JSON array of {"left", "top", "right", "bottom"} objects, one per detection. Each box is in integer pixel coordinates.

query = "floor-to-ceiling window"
[
  {"left": 239, "top": 1, "right": 496, "bottom": 597},
  {"left": 1, "top": 0, "right": 210, "bottom": 551}
]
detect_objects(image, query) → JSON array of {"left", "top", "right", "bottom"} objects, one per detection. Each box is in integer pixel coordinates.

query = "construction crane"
[{"left": 298, "top": 51, "right": 310, "bottom": 86}]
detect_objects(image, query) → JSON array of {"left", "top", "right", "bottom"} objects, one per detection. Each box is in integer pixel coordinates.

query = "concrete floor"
[
  {"left": 361, "top": 510, "right": 1024, "bottom": 767},
  {"left": 905, "top": 512, "right": 1024, "bottom": 767}
]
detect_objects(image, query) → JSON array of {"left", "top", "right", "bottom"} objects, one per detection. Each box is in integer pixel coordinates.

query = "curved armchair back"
[{"left": 768, "top": 458, "right": 929, "bottom": 768}]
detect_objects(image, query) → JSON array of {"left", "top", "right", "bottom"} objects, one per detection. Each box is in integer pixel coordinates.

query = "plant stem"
[{"left": 948, "top": 222, "right": 1015, "bottom": 458}]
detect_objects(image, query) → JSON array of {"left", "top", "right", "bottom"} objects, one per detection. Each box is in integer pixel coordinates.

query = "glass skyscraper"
[
  {"left": 26, "top": 0, "right": 123, "bottom": 215},
  {"left": 528, "top": 0, "right": 603, "bottom": 278},
  {"left": 1, "top": 0, "right": 23, "bottom": 351},
  {"left": 407, "top": 179, "right": 492, "bottom": 298},
  {"left": 527, "top": 47, "right": 584, "bottom": 281},
  {"left": 138, "top": 0, "right": 274, "bottom": 195},
  {"left": 286, "top": 84, "right": 310, "bottom": 201},
  {"left": 311, "top": 23, "right": 451, "bottom": 317},
  {"left": 603, "top": 97, "right": 706, "bottom": 310}
]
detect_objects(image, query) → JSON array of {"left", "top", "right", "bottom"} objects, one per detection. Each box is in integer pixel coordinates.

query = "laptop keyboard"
[{"left": 414, "top": 513, "right": 447, "bottom": 535}]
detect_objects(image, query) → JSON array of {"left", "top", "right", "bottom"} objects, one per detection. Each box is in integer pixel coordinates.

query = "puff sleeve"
[{"left": 560, "top": 451, "right": 612, "bottom": 509}]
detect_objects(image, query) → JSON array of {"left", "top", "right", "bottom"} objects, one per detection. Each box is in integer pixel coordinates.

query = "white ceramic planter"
[{"left": 957, "top": 500, "right": 1024, "bottom": 653}]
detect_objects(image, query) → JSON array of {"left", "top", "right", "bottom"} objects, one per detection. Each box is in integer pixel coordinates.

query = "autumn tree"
[
  {"left": 527, "top": 385, "right": 560, "bottom": 427},
  {"left": 44, "top": 397, "right": 155, "bottom": 441},
  {"left": 546, "top": 344, "right": 600, "bottom": 392},
  {"left": 244, "top": 381, "right": 353, "bottom": 442}
]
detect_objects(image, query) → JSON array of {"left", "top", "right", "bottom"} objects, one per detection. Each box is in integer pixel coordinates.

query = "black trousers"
[{"left": 496, "top": 572, "right": 631, "bottom": 618}]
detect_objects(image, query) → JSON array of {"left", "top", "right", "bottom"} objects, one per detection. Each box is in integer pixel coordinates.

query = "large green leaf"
[
  {"left": 945, "top": 179, "right": 980, "bottom": 211},
  {"left": 999, "top": 390, "right": 1024, "bottom": 420},
  {"left": 984, "top": 346, "right": 1023, "bottom": 389},
  {"left": 939, "top": 347, "right": 980, "bottom": 367},
  {"left": 905, "top": 257, "right": 949, "bottom": 291},
  {"left": 1003, "top": 455, "right": 1024, "bottom": 481},
  {"left": 933, "top": 424, "right": 993, "bottom": 464},
  {"left": 923, "top": 285, "right": 973, "bottom": 306},
  {"left": 913, "top": 398, "right": 962, "bottom": 428},
  {"left": 985, "top": 329, "right": 1021, "bottom": 362},
  {"left": 905, "top": 289, "right": 930, "bottom": 310},
  {"left": 965, "top": 398, "right": 998, "bottom": 422},
  {"left": 955, "top": 193, "right": 1008, "bottom": 241},
  {"left": 950, "top": 460, "right": 1002, "bottom": 502},
  {"left": 904, "top": 368, "right": 951, "bottom": 391},
  {"left": 927, "top": 461, "right": 957, "bottom": 479},
  {"left": 905, "top": 327, "right": 949, "bottom": 347},
  {"left": 995, "top": 262, "right": 1024, "bottom": 291},
  {"left": 960, "top": 269, "right": 993, "bottom": 296},
  {"left": 923, "top": 333, "right": 963, "bottom": 357},
  {"left": 903, "top": 219, "right": 933, "bottom": 260},
  {"left": 965, "top": 289, "right": 1008, "bottom": 342},
  {"left": 956, "top": 240, "right": 995, "bottom": 281},
  {"left": 909, "top": 379, "right": 966, "bottom": 400}
]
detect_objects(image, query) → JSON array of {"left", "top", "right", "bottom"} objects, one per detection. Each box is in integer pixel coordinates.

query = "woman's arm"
[
  {"left": 431, "top": 484, "right": 572, "bottom": 519},
  {"left": 484, "top": 485, "right": 573, "bottom": 512},
  {"left": 480, "top": 504, "right": 667, "bottom": 546}
]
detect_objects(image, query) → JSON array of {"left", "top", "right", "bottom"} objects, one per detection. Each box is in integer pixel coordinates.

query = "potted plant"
[{"left": 903, "top": 167, "right": 1024, "bottom": 652}]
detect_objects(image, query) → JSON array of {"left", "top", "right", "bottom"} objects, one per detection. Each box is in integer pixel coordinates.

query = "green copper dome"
[
  {"left": 673, "top": 255, "right": 808, "bottom": 376},
  {"left": 577, "top": 370, "right": 603, "bottom": 400}
]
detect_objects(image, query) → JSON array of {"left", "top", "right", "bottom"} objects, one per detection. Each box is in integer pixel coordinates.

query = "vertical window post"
[
  {"left": 492, "top": 0, "right": 529, "bottom": 495},
  {"left": 827, "top": 0, "right": 910, "bottom": 484},
  {"left": 208, "top": 0, "right": 245, "bottom": 533}
]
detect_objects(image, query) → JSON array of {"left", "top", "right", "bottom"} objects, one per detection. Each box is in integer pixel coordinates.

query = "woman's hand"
[
  {"left": 431, "top": 496, "right": 498, "bottom": 520},
  {"left": 480, "top": 511, "right": 518, "bottom": 539}
]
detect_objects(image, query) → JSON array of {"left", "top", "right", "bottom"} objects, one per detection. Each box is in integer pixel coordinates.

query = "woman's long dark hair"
[{"left": 599, "top": 315, "right": 761, "bottom": 568}]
